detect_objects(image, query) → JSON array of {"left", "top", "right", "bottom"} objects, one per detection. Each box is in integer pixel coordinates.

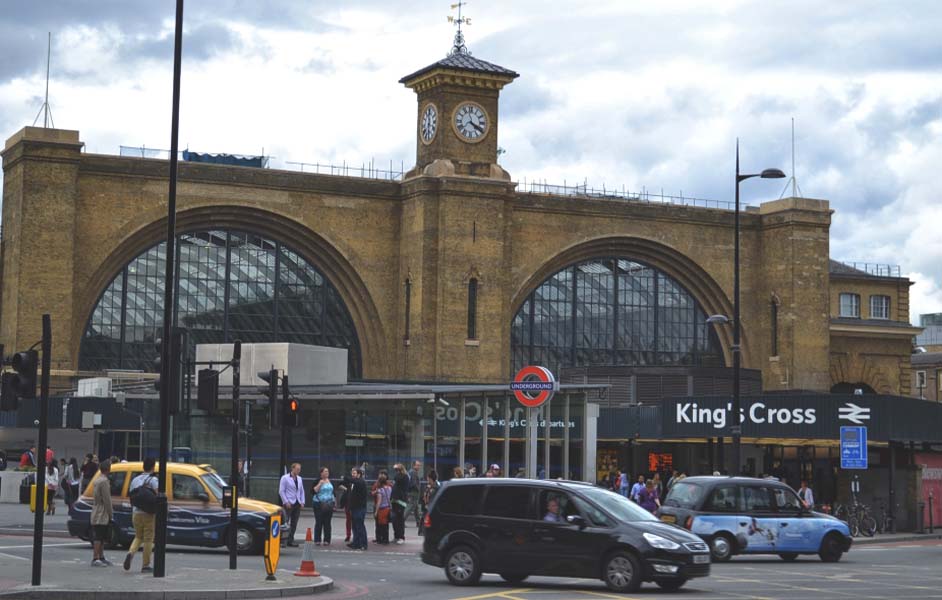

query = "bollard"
[
  {"left": 930, "top": 492, "right": 935, "bottom": 534},
  {"left": 294, "top": 528, "right": 320, "bottom": 577}
]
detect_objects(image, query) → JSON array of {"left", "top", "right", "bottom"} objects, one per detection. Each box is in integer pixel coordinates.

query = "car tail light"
[
  {"left": 423, "top": 513, "right": 432, "bottom": 530},
  {"left": 685, "top": 516, "right": 695, "bottom": 530}
]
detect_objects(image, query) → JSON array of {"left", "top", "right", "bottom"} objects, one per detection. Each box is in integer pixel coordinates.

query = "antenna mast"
[
  {"left": 32, "top": 32, "right": 55, "bottom": 128},
  {"left": 780, "top": 117, "right": 803, "bottom": 198}
]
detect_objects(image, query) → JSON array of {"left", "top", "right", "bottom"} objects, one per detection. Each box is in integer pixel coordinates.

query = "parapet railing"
[{"left": 517, "top": 179, "right": 736, "bottom": 211}]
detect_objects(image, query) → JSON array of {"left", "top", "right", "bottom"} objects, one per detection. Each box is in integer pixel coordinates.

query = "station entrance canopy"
[{"left": 608, "top": 393, "right": 942, "bottom": 445}]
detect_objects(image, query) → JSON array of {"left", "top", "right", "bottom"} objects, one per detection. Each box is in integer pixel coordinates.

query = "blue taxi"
[
  {"left": 68, "top": 461, "right": 282, "bottom": 554},
  {"left": 657, "top": 476, "right": 852, "bottom": 562}
]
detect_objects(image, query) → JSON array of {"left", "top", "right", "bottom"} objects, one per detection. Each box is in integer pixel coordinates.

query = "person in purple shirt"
[
  {"left": 279, "top": 463, "right": 304, "bottom": 547},
  {"left": 638, "top": 479, "right": 661, "bottom": 514}
]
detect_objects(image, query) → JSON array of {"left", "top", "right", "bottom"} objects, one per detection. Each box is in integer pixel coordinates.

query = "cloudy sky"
[{"left": 2, "top": 1, "right": 940, "bottom": 322}]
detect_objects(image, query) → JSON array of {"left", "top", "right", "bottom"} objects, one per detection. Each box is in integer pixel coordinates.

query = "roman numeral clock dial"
[
  {"left": 453, "top": 102, "right": 488, "bottom": 142},
  {"left": 421, "top": 103, "right": 437, "bottom": 144}
]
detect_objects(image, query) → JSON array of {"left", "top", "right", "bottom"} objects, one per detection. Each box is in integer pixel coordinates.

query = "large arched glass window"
[
  {"left": 80, "top": 229, "right": 361, "bottom": 377},
  {"left": 511, "top": 258, "right": 722, "bottom": 373}
]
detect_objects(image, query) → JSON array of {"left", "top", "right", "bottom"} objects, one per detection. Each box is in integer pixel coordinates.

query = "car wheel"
[
  {"left": 227, "top": 525, "right": 258, "bottom": 555},
  {"left": 602, "top": 551, "right": 642, "bottom": 593},
  {"left": 656, "top": 579, "right": 688, "bottom": 591},
  {"left": 779, "top": 553, "right": 799, "bottom": 562},
  {"left": 499, "top": 572, "right": 529, "bottom": 583},
  {"left": 444, "top": 545, "right": 482, "bottom": 586},
  {"left": 818, "top": 533, "right": 844, "bottom": 563},
  {"left": 709, "top": 534, "right": 735, "bottom": 562}
]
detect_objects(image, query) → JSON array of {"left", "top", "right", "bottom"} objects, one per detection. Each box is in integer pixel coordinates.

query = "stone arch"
[
  {"left": 829, "top": 353, "right": 892, "bottom": 395},
  {"left": 511, "top": 235, "right": 742, "bottom": 365},
  {"left": 73, "top": 205, "right": 390, "bottom": 378}
]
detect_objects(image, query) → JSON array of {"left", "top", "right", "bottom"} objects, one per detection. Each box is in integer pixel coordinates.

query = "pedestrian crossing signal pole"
[
  {"left": 30, "top": 314, "right": 51, "bottom": 587},
  {"left": 229, "top": 340, "right": 241, "bottom": 570}
]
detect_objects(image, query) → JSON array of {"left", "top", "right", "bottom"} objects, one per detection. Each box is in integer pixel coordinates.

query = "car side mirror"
[
  {"left": 566, "top": 515, "right": 587, "bottom": 529},
  {"left": 197, "top": 492, "right": 209, "bottom": 503}
]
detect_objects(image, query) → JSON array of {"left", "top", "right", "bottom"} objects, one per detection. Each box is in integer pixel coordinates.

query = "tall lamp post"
[{"left": 709, "top": 140, "right": 784, "bottom": 476}]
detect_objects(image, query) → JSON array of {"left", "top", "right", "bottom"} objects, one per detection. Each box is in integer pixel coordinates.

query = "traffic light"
[
  {"left": 1, "top": 349, "right": 38, "bottom": 412},
  {"left": 197, "top": 368, "right": 219, "bottom": 412},
  {"left": 153, "top": 327, "right": 187, "bottom": 414},
  {"left": 287, "top": 397, "right": 300, "bottom": 428},
  {"left": 258, "top": 368, "right": 279, "bottom": 427}
]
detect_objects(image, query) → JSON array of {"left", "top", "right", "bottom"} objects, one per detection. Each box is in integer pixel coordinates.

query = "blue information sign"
[{"left": 840, "top": 426, "right": 868, "bottom": 469}]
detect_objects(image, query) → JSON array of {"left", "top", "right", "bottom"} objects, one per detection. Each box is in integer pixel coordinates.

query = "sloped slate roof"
[
  {"left": 399, "top": 51, "right": 519, "bottom": 84},
  {"left": 829, "top": 259, "right": 871, "bottom": 276}
]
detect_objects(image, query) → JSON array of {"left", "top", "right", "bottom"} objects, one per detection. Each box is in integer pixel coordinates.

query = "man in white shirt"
[
  {"left": 630, "top": 475, "right": 645, "bottom": 503},
  {"left": 279, "top": 463, "right": 304, "bottom": 547},
  {"left": 124, "top": 457, "right": 159, "bottom": 573},
  {"left": 797, "top": 480, "right": 815, "bottom": 509}
]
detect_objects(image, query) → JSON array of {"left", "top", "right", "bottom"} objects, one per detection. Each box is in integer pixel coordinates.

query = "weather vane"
[{"left": 447, "top": 1, "right": 471, "bottom": 55}]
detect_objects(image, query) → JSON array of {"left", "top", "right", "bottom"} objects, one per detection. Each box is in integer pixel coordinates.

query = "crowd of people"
[{"left": 278, "top": 459, "right": 442, "bottom": 550}]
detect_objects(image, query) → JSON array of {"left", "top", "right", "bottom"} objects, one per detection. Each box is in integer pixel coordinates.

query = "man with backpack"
[{"left": 124, "top": 457, "right": 158, "bottom": 573}]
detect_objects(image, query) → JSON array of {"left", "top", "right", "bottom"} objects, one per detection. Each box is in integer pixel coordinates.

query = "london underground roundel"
[{"left": 511, "top": 366, "right": 558, "bottom": 408}]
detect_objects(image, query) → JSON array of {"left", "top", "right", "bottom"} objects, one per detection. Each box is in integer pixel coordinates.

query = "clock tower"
[{"left": 400, "top": 30, "right": 518, "bottom": 179}]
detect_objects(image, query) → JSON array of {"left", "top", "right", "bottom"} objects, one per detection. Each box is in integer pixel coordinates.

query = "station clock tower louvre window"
[
  {"left": 398, "top": 3, "right": 519, "bottom": 176},
  {"left": 467, "top": 278, "right": 478, "bottom": 340}
]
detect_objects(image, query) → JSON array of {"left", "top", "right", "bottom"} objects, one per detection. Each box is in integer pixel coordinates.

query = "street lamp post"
[{"left": 723, "top": 140, "right": 785, "bottom": 476}]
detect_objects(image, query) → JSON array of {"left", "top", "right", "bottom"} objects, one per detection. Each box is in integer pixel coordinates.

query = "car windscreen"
[
  {"left": 200, "top": 473, "right": 225, "bottom": 501},
  {"left": 663, "top": 481, "right": 704, "bottom": 508},
  {"left": 580, "top": 486, "right": 658, "bottom": 522}
]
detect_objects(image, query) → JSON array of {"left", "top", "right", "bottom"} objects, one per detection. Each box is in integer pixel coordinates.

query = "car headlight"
[{"left": 643, "top": 532, "right": 681, "bottom": 550}]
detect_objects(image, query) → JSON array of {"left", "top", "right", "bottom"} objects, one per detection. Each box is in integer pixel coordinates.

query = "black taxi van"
[{"left": 421, "top": 478, "right": 711, "bottom": 593}]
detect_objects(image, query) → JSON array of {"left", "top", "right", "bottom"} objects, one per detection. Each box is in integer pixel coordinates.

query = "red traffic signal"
[
  {"left": 288, "top": 398, "right": 299, "bottom": 413},
  {"left": 287, "top": 398, "right": 300, "bottom": 427}
]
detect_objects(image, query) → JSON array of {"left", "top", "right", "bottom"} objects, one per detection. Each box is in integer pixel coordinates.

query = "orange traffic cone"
[{"left": 294, "top": 527, "right": 320, "bottom": 577}]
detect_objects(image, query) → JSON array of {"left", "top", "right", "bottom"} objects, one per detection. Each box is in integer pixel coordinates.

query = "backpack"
[{"left": 129, "top": 475, "right": 158, "bottom": 514}]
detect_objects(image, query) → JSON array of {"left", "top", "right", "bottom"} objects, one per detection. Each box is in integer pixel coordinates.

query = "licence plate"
[
  {"left": 693, "top": 554, "right": 710, "bottom": 564},
  {"left": 660, "top": 514, "right": 676, "bottom": 524}
]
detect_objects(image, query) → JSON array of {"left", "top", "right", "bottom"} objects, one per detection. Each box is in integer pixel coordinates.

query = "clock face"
[
  {"left": 453, "top": 102, "right": 488, "bottom": 141},
  {"left": 421, "top": 104, "right": 437, "bottom": 144}
]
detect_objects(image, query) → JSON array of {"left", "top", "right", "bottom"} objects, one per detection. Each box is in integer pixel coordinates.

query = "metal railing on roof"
[
  {"left": 118, "top": 145, "right": 270, "bottom": 167},
  {"left": 517, "top": 178, "right": 735, "bottom": 211},
  {"left": 284, "top": 160, "right": 405, "bottom": 181},
  {"left": 842, "top": 262, "right": 902, "bottom": 278}
]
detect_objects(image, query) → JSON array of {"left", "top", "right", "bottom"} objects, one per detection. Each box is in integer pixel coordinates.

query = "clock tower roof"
[{"left": 399, "top": 52, "right": 518, "bottom": 87}]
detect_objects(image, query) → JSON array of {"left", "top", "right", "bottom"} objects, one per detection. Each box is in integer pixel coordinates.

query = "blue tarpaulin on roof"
[{"left": 182, "top": 150, "right": 265, "bottom": 168}]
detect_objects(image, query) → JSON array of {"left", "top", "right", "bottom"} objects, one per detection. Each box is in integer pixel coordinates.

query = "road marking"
[
  {"left": 448, "top": 589, "right": 533, "bottom": 600},
  {"left": 581, "top": 591, "right": 641, "bottom": 599},
  {"left": 0, "top": 542, "right": 86, "bottom": 550},
  {"left": 0, "top": 551, "right": 29, "bottom": 561}
]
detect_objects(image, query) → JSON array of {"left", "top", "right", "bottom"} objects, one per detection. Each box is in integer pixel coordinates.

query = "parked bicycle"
[{"left": 876, "top": 501, "right": 897, "bottom": 534}]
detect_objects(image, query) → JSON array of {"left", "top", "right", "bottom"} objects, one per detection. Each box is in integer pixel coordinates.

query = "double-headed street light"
[{"left": 710, "top": 140, "right": 784, "bottom": 477}]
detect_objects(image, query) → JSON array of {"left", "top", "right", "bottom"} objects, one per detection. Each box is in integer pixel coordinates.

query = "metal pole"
[
  {"left": 889, "top": 443, "right": 897, "bottom": 534},
  {"left": 229, "top": 340, "right": 241, "bottom": 569},
  {"left": 481, "top": 397, "right": 488, "bottom": 475},
  {"left": 732, "top": 139, "right": 742, "bottom": 477},
  {"left": 432, "top": 400, "right": 438, "bottom": 476},
  {"left": 281, "top": 375, "right": 289, "bottom": 475},
  {"left": 244, "top": 399, "right": 252, "bottom": 498},
  {"left": 543, "top": 402, "right": 551, "bottom": 478},
  {"left": 31, "top": 314, "right": 51, "bottom": 586},
  {"left": 503, "top": 395, "right": 511, "bottom": 475},
  {"left": 458, "top": 397, "right": 466, "bottom": 475},
  {"left": 563, "top": 394, "right": 570, "bottom": 480},
  {"left": 155, "top": 0, "right": 184, "bottom": 578}
]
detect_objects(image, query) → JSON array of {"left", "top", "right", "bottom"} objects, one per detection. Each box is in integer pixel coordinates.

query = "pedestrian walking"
[
  {"left": 797, "top": 479, "right": 815, "bottom": 509},
  {"left": 90, "top": 460, "right": 113, "bottom": 566},
  {"left": 666, "top": 469, "right": 679, "bottom": 492},
  {"left": 619, "top": 469, "right": 630, "bottom": 497},
  {"left": 372, "top": 471, "right": 391, "bottom": 544},
  {"left": 278, "top": 463, "right": 304, "bottom": 547},
  {"left": 452, "top": 466, "right": 464, "bottom": 479},
  {"left": 337, "top": 467, "right": 356, "bottom": 542},
  {"left": 391, "top": 463, "right": 409, "bottom": 544},
  {"left": 67, "top": 457, "right": 81, "bottom": 505},
  {"left": 123, "top": 457, "right": 158, "bottom": 573},
  {"left": 19, "top": 446, "right": 37, "bottom": 469},
  {"left": 652, "top": 472, "right": 663, "bottom": 497},
  {"left": 347, "top": 467, "right": 368, "bottom": 550},
  {"left": 407, "top": 460, "right": 424, "bottom": 534},
  {"left": 311, "top": 466, "right": 335, "bottom": 545},
  {"left": 44, "top": 462, "right": 59, "bottom": 515},
  {"left": 630, "top": 475, "right": 645, "bottom": 503},
  {"left": 638, "top": 479, "right": 661, "bottom": 514},
  {"left": 81, "top": 454, "right": 99, "bottom": 490},
  {"left": 421, "top": 469, "right": 440, "bottom": 528}
]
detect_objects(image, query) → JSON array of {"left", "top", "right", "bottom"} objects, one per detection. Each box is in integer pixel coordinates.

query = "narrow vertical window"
[
  {"left": 467, "top": 278, "right": 478, "bottom": 340},
  {"left": 770, "top": 300, "right": 779, "bottom": 356},
  {"left": 404, "top": 278, "right": 412, "bottom": 341}
]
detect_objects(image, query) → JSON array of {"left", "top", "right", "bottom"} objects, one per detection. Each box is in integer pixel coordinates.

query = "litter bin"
[{"left": 916, "top": 501, "right": 926, "bottom": 534}]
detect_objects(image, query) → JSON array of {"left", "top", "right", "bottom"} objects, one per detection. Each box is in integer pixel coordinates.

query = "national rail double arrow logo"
[{"left": 838, "top": 402, "right": 871, "bottom": 425}]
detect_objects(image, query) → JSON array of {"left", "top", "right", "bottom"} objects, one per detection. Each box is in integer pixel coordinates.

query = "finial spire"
[{"left": 447, "top": 1, "right": 472, "bottom": 55}]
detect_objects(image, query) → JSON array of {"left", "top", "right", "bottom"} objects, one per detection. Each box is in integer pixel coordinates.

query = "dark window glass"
[
  {"left": 435, "top": 485, "right": 484, "bottom": 515},
  {"left": 664, "top": 481, "right": 703, "bottom": 508},
  {"left": 773, "top": 487, "right": 802, "bottom": 512},
  {"left": 511, "top": 258, "right": 722, "bottom": 372},
  {"left": 771, "top": 301, "right": 778, "bottom": 356},
  {"left": 482, "top": 486, "right": 533, "bottom": 519},
  {"left": 404, "top": 279, "right": 412, "bottom": 340},
  {"left": 172, "top": 474, "right": 206, "bottom": 501},
  {"left": 705, "top": 485, "right": 739, "bottom": 511},
  {"left": 741, "top": 486, "right": 773, "bottom": 512},
  {"left": 108, "top": 471, "right": 127, "bottom": 497},
  {"left": 570, "top": 494, "right": 612, "bottom": 527},
  {"left": 467, "top": 278, "right": 478, "bottom": 339},
  {"left": 79, "top": 229, "right": 361, "bottom": 378}
]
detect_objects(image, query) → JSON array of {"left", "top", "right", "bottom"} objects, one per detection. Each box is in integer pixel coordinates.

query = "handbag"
[{"left": 376, "top": 507, "right": 390, "bottom": 525}]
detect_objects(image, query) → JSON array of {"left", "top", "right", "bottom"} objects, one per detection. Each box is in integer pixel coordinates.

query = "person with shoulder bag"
[
  {"left": 373, "top": 471, "right": 392, "bottom": 544},
  {"left": 44, "top": 463, "right": 59, "bottom": 515},
  {"left": 390, "top": 463, "right": 409, "bottom": 544},
  {"left": 124, "top": 457, "right": 159, "bottom": 572},
  {"left": 311, "top": 467, "right": 335, "bottom": 545}
]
